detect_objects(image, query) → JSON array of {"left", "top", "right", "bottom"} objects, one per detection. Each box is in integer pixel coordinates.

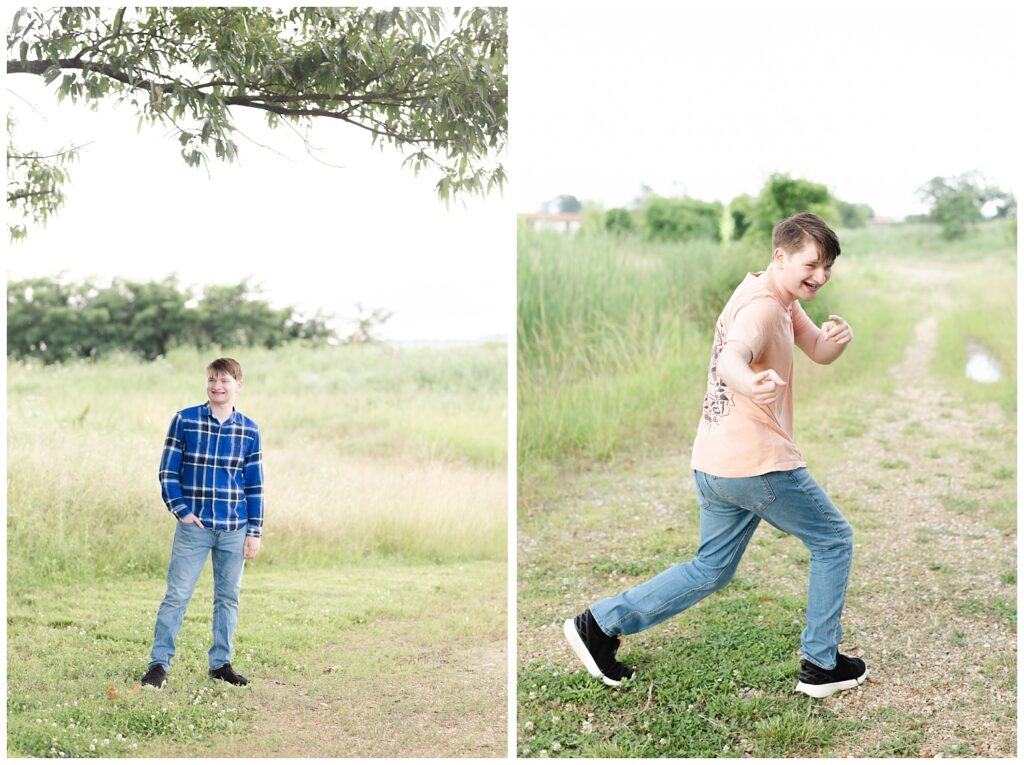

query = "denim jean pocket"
[
  {"left": 707, "top": 474, "right": 776, "bottom": 513},
  {"left": 693, "top": 471, "right": 711, "bottom": 510}
]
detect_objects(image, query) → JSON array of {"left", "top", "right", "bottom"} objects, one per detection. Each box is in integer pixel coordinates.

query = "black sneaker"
[
  {"left": 141, "top": 664, "right": 167, "bottom": 689},
  {"left": 563, "top": 609, "right": 635, "bottom": 687},
  {"left": 795, "top": 653, "right": 868, "bottom": 698},
  {"left": 209, "top": 663, "right": 249, "bottom": 686}
]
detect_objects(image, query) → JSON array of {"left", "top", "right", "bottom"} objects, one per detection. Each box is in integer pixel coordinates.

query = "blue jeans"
[
  {"left": 149, "top": 522, "right": 247, "bottom": 671},
  {"left": 590, "top": 468, "right": 853, "bottom": 669}
]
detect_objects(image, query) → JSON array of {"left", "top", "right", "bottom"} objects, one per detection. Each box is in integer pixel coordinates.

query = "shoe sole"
[
  {"left": 795, "top": 668, "right": 869, "bottom": 698},
  {"left": 141, "top": 681, "right": 165, "bottom": 690},
  {"left": 562, "top": 618, "right": 623, "bottom": 687}
]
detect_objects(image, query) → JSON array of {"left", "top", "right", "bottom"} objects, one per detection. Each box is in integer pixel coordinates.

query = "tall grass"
[
  {"left": 7, "top": 343, "right": 507, "bottom": 588},
  {"left": 518, "top": 225, "right": 763, "bottom": 478}
]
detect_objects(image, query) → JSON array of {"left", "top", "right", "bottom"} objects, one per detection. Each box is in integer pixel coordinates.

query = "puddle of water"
[{"left": 965, "top": 341, "right": 1002, "bottom": 383}]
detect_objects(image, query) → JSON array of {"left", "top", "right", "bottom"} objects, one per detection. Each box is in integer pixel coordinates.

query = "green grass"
[
  {"left": 931, "top": 258, "right": 1017, "bottom": 411},
  {"left": 8, "top": 343, "right": 507, "bottom": 589},
  {"left": 516, "top": 226, "right": 771, "bottom": 478},
  {"left": 839, "top": 219, "right": 1016, "bottom": 262},
  {"left": 517, "top": 220, "right": 1017, "bottom": 757},
  {"left": 7, "top": 560, "right": 506, "bottom": 757},
  {"left": 519, "top": 584, "right": 857, "bottom": 758},
  {"left": 8, "top": 342, "right": 508, "bottom": 755}
]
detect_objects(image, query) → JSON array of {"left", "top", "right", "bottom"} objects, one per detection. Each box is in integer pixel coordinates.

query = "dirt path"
[
  {"left": 815, "top": 311, "right": 1016, "bottom": 756},
  {"left": 518, "top": 272, "right": 1016, "bottom": 756},
  {"left": 150, "top": 635, "right": 507, "bottom": 757}
]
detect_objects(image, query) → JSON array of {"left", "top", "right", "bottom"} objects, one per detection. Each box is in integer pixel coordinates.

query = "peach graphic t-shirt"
[{"left": 691, "top": 270, "right": 814, "bottom": 477}]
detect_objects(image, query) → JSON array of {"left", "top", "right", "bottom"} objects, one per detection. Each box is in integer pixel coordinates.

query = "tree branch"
[
  {"left": 7, "top": 188, "right": 58, "bottom": 203},
  {"left": 7, "top": 141, "right": 93, "bottom": 160}
]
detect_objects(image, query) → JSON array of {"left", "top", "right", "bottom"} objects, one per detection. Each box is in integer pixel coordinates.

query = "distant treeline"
[
  {"left": 7, "top": 276, "right": 335, "bottom": 363},
  {"left": 592, "top": 172, "right": 1015, "bottom": 244},
  {"left": 595, "top": 173, "right": 869, "bottom": 244}
]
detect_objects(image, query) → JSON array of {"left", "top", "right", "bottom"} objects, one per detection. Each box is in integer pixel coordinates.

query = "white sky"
[
  {"left": 511, "top": 0, "right": 1021, "bottom": 218},
  {"left": 6, "top": 68, "right": 511, "bottom": 343}
]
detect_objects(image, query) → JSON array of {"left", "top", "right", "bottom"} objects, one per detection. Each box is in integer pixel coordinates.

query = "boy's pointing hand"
[
  {"left": 821, "top": 314, "right": 853, "bottom": 345},
  {"left": 750, "top": 369, "right": 787, "bottom": 405}
]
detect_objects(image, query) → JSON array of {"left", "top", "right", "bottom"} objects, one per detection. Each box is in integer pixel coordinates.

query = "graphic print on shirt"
[{"left": 702, "top": 318, "right": 733, "bottom": 426}]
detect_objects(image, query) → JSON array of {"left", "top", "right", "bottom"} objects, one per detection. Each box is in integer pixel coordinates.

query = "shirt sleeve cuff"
[
  {"left": 245, "top": 526, "right": 262, "bottom": 538},
  {"left": 171, "top": 505, "right": 191, "bottom": 519}
]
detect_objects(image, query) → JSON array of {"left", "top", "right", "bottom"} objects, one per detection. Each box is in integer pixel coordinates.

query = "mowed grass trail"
[
  {"left": 8, "top": 562, "right": 505, "bottom": 758},
  {"left": 8, "top": 343, "right": 508, "bottom": 757},
  {"left": 517, "top": 225, "right": 1015, "bottom": 757}
]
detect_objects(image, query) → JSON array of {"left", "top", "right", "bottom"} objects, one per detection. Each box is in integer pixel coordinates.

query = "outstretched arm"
[{"left": 717, "top": 342, "right": 788, "bottom": 405}]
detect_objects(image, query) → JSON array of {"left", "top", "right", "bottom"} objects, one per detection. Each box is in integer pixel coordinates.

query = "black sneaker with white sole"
[
  {"left": 209, "top": 662, "right": 249, "bottom": 686},
  {"left": 795, "top": 653, "right": 868, "bottom": 698},
  {"left": 140, "top": 664, "right": 167, "bottom": 689},
  {"left": 563, "top": 609, "right": 635, "bottom": 687}
]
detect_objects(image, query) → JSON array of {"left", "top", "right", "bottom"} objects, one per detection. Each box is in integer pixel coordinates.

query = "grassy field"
[
  {"left": 7, "top": 342, "right": 508, "bottom": 757},
  {"left": 517, "top": 221, "right": 1016, "bottom": 757}
]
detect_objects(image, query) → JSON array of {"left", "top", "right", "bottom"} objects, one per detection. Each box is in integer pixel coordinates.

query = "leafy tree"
[
  {"left": 746, "top": 173, "right": 838, "bottom": 243},
  {"left": 643, "top": 196, "right": 723, "bottom": 243},
  {"left": 6, "top": 114, "right": 83, "bottom": 240},
  {"left": 7, "top": 277, "right": 86, "bottom": 363},
  {"left": 7, "top": 7, "right": 507, "bottom": 239},
  {"left": 932, "top": 189, "right": 981, "bottom": 240},
  {"left": 7, "top": 275, "right": 337, "bottom": 362},
  {"left": 548, "top": 194, "right": 582, "bottom": 214},
  {"left": 604, "top": 207, "right": 635, "bottom": 235},
  {"left": 915, "top": 172, "right": 1011, "bottom": 240},
  {"left": 917, "top": 173, "right": 1011, "bottom": 239},
  {"left": 728, "top": 193, "right": 756, "bottom": 241},
  {"left": 835, "top": 199, "right": 874, "bottom": 228}
]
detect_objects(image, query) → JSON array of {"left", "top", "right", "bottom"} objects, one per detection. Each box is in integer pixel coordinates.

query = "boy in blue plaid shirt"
[{"left": 141, "top": 358, "right": 264, "bottom": 688}]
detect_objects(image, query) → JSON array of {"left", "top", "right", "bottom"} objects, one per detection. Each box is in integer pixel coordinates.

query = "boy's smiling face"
[
  {"left": 772, "top": 238, "right": 833, "bottom": 303},
  {"left": 207, "top": 370, "right": 242, "bottom": 408}
]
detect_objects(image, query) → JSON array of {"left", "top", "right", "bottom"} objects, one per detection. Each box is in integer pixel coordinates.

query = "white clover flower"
[{"left": 551, "top": 741, "right": 562, "bottom": 752}]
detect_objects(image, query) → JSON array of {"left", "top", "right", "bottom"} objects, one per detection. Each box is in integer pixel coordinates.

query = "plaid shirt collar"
[{"left": 201, "top": 401, "right": 241, "bottom": 425}]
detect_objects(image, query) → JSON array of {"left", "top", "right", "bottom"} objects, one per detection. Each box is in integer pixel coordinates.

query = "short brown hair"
[
  {"left": 207, "top": 357, "right": 243, "bottom": 380},
  {"left": 772, "top": 212, "right": 841, "bottom": 265}
]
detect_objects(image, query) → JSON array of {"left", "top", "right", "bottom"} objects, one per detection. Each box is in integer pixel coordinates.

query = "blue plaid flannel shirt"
[{"left": 159, "top": 402, "right": 264, "bottom": 537}]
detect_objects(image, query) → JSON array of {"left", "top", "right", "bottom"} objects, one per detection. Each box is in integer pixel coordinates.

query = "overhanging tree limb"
[{"left": 7, "top": 6, "right": 507, "bottom": 239}]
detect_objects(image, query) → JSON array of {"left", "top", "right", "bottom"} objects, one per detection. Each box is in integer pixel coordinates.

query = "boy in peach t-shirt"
[{"left": 564, "top": 212, "right": 868, "bottom": 698}]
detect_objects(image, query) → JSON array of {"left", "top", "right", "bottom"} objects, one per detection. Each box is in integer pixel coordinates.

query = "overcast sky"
[
  {"left": 7, "top": 69, "right": 510, "bottom": 343},
  {"left": 511, "top": 1, "right": 1020, "bottom": 218}
]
